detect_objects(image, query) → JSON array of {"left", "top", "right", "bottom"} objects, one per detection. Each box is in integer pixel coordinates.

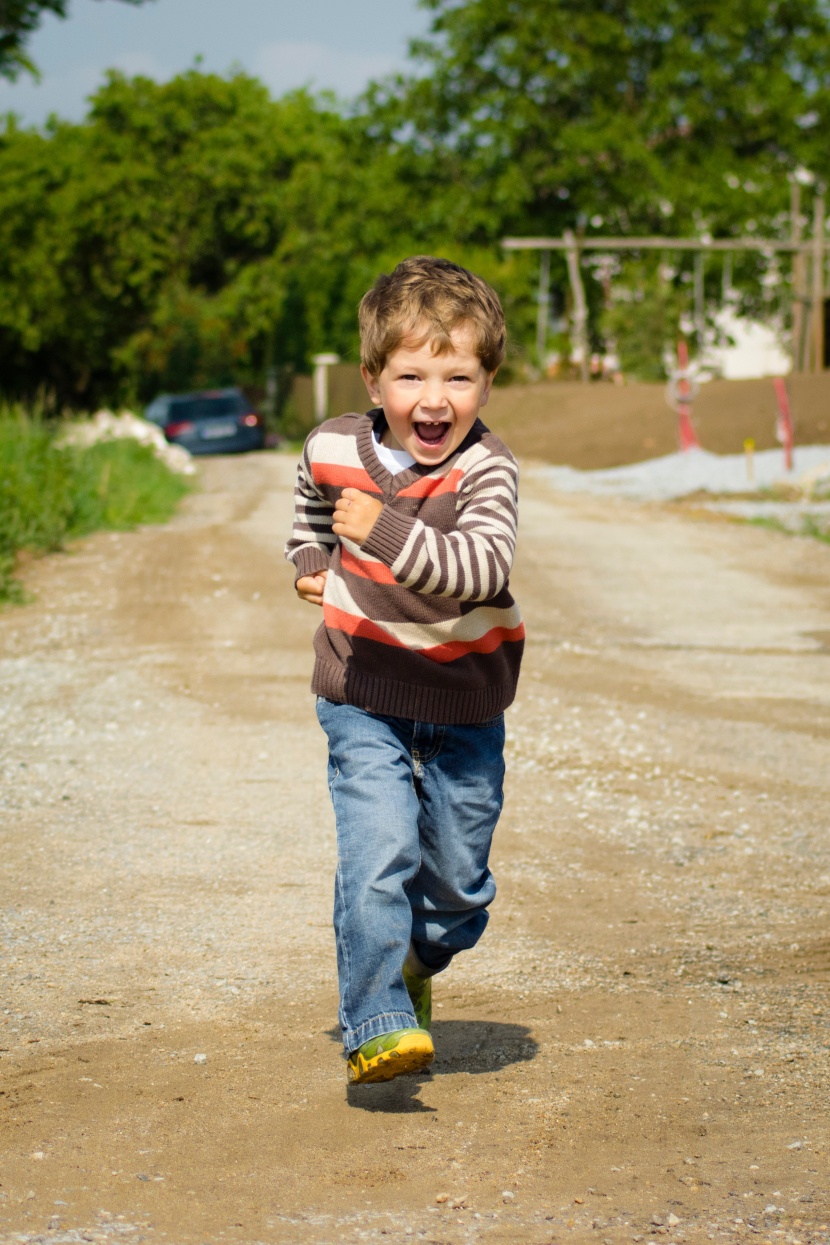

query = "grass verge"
[
  {"left": 0, "top": 410, "right": 191, "bottom": 603},
  {"left": 747, "top": 515, "right": 830, "bottom": 544}
]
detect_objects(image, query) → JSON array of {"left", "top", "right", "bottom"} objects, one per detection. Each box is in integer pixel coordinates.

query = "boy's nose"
[{"left": 420, "top": 383, "right": 449, "bottom": 412}]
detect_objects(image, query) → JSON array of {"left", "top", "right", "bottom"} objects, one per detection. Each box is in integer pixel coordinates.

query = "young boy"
[{"left": 285, "top": 256, "right": 524, "bottom": 1084}]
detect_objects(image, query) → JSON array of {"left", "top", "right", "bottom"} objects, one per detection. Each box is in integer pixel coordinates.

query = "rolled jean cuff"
[{"left": 343, "top": 1010, "right": 418, "bottom": 1055}]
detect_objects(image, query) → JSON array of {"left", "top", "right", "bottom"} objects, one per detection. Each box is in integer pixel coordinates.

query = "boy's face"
[{"left": 361, "top": 324, "right": 495, "bottom": 466}]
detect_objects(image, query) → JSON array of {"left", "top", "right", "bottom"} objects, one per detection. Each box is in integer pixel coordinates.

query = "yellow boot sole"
[{"left": 347, "top": 1029, "right": 435, "bottom": 1084}]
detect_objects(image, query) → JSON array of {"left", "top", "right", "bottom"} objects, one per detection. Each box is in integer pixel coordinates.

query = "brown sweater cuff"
[
  {"left": 290, "top": 547, "right": 331, "bottom": 584},
  {"left": 362, "top": 505, "right": 417, "bottom": 566}
]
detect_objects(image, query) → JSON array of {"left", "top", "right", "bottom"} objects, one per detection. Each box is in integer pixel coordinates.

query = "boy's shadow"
[{"left": 327, "top": 1020, "right": 538, "bottom": 1114}]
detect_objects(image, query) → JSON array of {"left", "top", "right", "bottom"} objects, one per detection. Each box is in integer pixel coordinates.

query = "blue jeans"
[{"left": 315, "top": 698, "right": 505, "bottom": 1054}]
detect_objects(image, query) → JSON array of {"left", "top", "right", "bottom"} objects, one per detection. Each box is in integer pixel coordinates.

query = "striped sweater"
[{"left": 285, "top": 409, "right": 524, "bottom": 724}]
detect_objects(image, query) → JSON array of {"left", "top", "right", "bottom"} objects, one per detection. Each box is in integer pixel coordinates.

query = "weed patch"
[
  {"left": 0, "top": 411, "right": 191, "bottom": 602},
  {"left": 746, "top": 514, "right": 830, "bottom": 544}
]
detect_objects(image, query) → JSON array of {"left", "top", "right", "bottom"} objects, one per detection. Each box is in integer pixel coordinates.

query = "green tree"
[
  {"left": 0, "top": 70, "right": 434, "bottom": 405},
  {"left": 357, "top": 0, "right": 830, "bottom": 369},
  {"left": 376, "top": 0, "right": 830, "bottom": 240},
  {"left": 0, "top": 1, "right": 153, "bottom": 81},
  {"left": 0, "top": 64, "right": 540, "bottom": 407},
  {"left": 0, "top": 72, "right": 305, "bottom": 401}
]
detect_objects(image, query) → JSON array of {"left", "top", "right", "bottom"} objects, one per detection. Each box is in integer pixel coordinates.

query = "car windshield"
[{"left": 169, "top": 394, "right": 245, "bottom": 419}]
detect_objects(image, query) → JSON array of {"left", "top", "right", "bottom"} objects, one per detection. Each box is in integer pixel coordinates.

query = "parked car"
[{"left": 144, "top": 388, "right": 265, "bottom": 454}]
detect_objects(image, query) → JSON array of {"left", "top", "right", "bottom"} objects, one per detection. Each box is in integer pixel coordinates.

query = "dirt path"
[{"left": 1, "top": 452, "right": 829, "bottom": 1245}]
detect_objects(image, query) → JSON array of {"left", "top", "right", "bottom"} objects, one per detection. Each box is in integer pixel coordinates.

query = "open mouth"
[{"left": 414, "top": 420, "right": 451, "bottom": 447}]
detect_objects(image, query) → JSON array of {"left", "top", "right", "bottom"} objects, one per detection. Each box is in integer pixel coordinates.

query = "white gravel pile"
[
  {"left": 538, "top": 444, "right": 830, "bottom": 502},
  {"left": 58, "top": 409, "right": 196, "bottom": 476}
]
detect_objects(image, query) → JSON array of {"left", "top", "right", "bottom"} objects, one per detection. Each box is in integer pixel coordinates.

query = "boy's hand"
[
  {"left": 333, "top": 488, "right": 383, "bottom": 546},
  {"left": 296, "top": 570, "right": 328, "bottom": 606}
]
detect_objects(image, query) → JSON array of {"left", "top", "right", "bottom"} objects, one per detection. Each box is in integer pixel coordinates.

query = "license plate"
[{"left": 201, "top": 421, "right": 236, "bottom": 439}]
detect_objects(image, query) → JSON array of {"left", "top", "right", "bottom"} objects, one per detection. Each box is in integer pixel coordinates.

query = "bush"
[
  {"left": 0, "top": 410, "right": 191, "bottom": 601},
  {"left": 602, "top": 264, "right": 688, "bottom": 382}
]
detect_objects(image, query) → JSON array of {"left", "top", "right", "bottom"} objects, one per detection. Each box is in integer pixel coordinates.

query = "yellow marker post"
[{"left": 744, "top": 437, "right": 755, "bottom": 485}]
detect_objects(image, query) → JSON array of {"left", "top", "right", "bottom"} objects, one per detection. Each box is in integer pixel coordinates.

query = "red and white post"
[
  {"left": 674, "top": 339, "right": 701, "bottom": 452},
  {"left": 773, "top": 377, "right": 794, "bottom": 473}
]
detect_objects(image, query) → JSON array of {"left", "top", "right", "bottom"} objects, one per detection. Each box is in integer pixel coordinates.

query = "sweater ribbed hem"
[{"left": 312, "top": 657, "right": 516, "bottom": 725}]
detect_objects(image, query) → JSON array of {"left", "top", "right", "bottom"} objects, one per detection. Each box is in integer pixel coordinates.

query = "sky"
[{"left": 0, "top": 0, "right": 431, "bottom": 127}]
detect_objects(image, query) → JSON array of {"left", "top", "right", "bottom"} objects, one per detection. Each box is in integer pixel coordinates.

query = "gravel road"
[{"left": 1, "top": 451, "right": 829, "bottom": 1245}]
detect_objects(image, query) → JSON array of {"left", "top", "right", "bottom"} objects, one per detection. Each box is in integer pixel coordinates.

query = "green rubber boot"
[
  {"left": 347, "top": 1028, "right": 434, "bottom": 1084},
  {"left": 402, "top": 959, "right": 433, "bottom": 1032}
]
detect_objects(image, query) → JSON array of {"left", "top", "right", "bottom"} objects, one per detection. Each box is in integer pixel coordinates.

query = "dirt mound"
[{"left": 485, "top": 372, "right": 830, "bottom": 469}]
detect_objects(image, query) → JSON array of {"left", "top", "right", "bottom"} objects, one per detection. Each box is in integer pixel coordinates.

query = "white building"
[{"left": 702, "top": 306, "right": 792, "bottom": 379}]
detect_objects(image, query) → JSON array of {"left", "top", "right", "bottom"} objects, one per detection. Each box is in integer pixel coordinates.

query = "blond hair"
[{"left": 359, "top": 256, "right": 506, "bottom": 376}]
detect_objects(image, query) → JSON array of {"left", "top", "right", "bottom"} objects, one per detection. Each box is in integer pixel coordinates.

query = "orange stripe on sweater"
[
  {"left": 340, "top": 547, "right": 397, "bottom": 585},
  {"left": 418, "top": 623, "right": 526, "bottom": 664},
  {"left": 310, "top": 463, "right": 382, "bottom": 493},
  {"left": 323, "top": 605, "right": 404, "bottom": 647},
  {"left": 396, "top": 468, "right": 464, "bottom": 499},
  {"left": 323, "top": 605, "right": 525, "bottom": 664}
]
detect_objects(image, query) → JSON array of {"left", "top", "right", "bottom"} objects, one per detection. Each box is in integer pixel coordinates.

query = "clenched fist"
[
  {"left": 295, "top": 570, "right": 328, "bottom": 606},
  {"left": 332, "top": 488, "right": 383, "bottom": 546}
]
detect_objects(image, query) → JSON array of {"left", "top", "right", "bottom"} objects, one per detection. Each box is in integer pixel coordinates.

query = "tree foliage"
[
  {"left": 386, "top": 0, "right": 830, "bottom": 237},
  {"left": 0, "top": 72, "right": 365, "bottom": 401},
  {"left": 2, "top": 0, "right": 830, "bottom": 405},
  {"left": 366, "top": 0, "right": 830, "bottom": 378},
  {"left": 0, "top": 67, "right": 537, "bottom": 406},
  {"left": 601, "top": 261, "right": 689, "bottom": 380}
]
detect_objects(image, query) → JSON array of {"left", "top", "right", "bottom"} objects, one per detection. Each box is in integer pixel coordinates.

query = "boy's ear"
[
  {"left": 479, "top": 369, "right": 497, "bottom": 408},
  {"left": 361, "top": 364, "right": 382, "bottom": 406}
]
